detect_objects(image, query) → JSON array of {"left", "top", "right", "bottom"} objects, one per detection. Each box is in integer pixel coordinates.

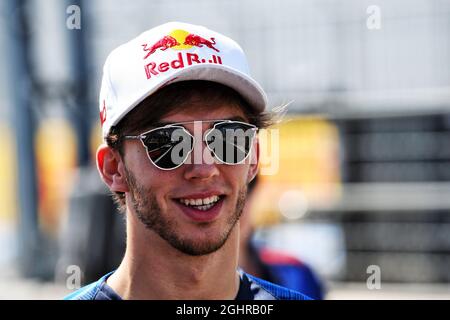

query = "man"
[{"left": 65, "top": 22, "right": 310, "bottom": 300}]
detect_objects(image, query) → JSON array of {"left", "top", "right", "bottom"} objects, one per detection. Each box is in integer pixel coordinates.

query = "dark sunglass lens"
[
  {"left": 206, "top": 122, "right": 256, "bottom": 164},
  {"left": 143, "top": 127, "right": 193, "bottom": 169}
]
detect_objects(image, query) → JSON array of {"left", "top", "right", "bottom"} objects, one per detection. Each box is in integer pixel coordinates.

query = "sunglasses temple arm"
[{"left": 122, "top": 135, "right": 142, "bottom": 140}]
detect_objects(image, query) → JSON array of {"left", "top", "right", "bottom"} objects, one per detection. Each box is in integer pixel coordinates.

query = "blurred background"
[{"left": 1, "top": 0, "right": 450, "bottom": 299}]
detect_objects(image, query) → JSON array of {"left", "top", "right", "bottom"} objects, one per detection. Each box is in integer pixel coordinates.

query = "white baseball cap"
[{"left": 99, "top": 21, "right": 268, "bottom": 139}]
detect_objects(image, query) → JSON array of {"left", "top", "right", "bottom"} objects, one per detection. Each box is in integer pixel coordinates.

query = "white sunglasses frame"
[{"left": 122, "top": 119, "right": 258, "bottom": 170}]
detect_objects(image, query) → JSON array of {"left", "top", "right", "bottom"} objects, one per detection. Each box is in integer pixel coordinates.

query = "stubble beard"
[{"left": 124, "top": 167, "right": 247, "bottom": 256}]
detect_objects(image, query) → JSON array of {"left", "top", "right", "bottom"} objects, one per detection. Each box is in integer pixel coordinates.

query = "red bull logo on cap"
[
  {"left": 142, "top": 35, "right": 180, "bottom": 59},
  {"left": 142, "top": 29, "right": 222, "bottom": 80}
]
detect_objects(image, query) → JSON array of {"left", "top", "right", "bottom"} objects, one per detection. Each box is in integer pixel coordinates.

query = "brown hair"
[{"left": 106, "top": 80, "right": 274, "bottom": 212}]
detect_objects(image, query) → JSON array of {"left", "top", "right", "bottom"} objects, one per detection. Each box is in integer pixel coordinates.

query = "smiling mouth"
[{"left": 176, "top": 195, "right": 225, "bottom": 211}]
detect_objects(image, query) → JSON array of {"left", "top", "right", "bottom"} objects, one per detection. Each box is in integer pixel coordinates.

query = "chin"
[{"left": 173, "top": 224, "right": 234, "bottom": 256}]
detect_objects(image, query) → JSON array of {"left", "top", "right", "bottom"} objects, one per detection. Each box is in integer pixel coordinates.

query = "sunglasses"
[{"left": 122, "top": 120, "right": 258, "bottom": 170}]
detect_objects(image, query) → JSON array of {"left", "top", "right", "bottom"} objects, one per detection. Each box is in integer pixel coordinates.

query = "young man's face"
[{"left": 120, "top": 100, "right": 259, "bottom": 256}]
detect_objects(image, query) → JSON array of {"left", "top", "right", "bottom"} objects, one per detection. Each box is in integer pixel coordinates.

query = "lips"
[{"left": 173, "top": 193, "right": 225, "bottom": 222}]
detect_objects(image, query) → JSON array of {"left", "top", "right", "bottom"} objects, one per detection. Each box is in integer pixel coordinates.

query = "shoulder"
[
  {"left": 259, "top": 248, "right": 304, "bottom": 267},
  {"left": 242, "top": 271, "right": 312, "bottom": 300},
  {"left": 63, "top": 271, "right": 114, "bottom": 300},
  {"left": 257, "top": 248, "right": 324, "bottom": 300},
  {"left": 258, "top": 248, "right": 318, "bottom": 280}
]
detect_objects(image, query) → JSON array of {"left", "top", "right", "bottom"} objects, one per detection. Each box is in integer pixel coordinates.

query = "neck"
[{"left": 107, "top": 214, "right": 241, "bottom": 300}]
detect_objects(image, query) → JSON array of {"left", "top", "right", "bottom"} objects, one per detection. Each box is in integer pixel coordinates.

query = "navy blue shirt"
[{"left": 64, "top": 269, "right": 311, "bottom": 300}]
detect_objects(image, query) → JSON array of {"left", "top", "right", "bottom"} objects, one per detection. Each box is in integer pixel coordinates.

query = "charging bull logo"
[
  {"left": 142, "top": 29, "right": 223, "bottom": 80},
  {"left": 183, "top": 33, "right": 219, "bottom": 52},
  {"left": 142, "top": 36, "right": 180, "bottom": 59},
  {"left": 142, "top": 29, "right": 220, "bottom": 59}
]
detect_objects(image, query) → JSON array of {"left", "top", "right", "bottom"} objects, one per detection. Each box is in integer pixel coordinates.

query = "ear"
[
  {"left": 247, "top": 137, "right": 260, "bottom": 184},
  {"left": 96, "top": 144, "right": 129, "bottom": 193}
]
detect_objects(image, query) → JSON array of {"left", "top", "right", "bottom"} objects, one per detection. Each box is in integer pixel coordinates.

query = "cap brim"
[{"left": 112, "top": 64, "right": 267, "bottom": 129}]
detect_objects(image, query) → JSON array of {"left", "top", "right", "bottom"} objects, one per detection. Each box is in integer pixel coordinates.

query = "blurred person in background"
[
  {"left": 64, "top": 22, "right": 311, "bottom": 300},
  {"left": 239, "top": 176, "right": 325, "bottom": 299}
]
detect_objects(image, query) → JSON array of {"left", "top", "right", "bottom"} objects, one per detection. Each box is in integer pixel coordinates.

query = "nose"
[{"left": 183, "top": 136, "right": 220, "bottom": 180}]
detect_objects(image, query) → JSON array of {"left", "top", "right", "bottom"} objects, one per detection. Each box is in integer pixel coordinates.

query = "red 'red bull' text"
[
  {"left": 144, "top": 52, "right": 223, "bottom": 80},
  {"left": 100, "top": 100, "right": 107, "bottom": 126}
]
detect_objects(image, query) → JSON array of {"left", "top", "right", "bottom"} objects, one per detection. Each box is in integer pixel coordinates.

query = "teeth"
[
  {"left": 196, "top": 203, "right": 215, "bottom": 211},
  {"left": 178, "top": 195, "right": 220, "bottom": 207}
]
